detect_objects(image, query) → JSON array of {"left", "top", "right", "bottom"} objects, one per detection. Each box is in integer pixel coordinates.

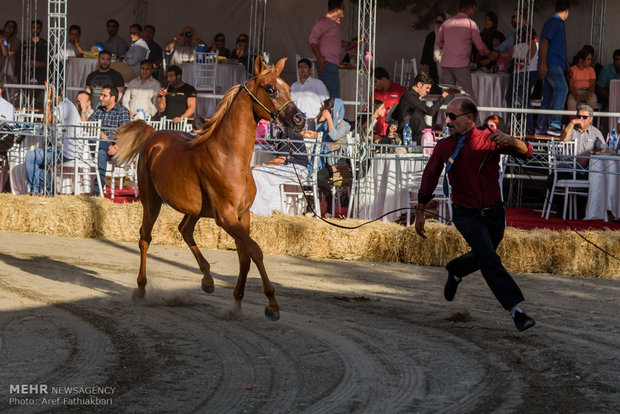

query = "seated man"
[
  {"left": 85, "top": 50, "right": 126, "bottom": 108},
  {"left": 123, "top": 24, "right": 150, "bottom": 76},
  {"left": 88, "top": 85, "right": 131, "bottom": 196},
  {"left": 0, "top": 80, "right": 15, "bottom": 121},
  {"left": 250, "top": 126, "right": 309, "bottom": 216},
  {"left": 392, "top": 72, "right": 454, "bottom": 145},
  {"left": 373, "top": 66, "right": 407, "bottom": 136},
  {"left": 290, "top": 58, "right": 329, "bottom": 122},
  {"left": 595, "top": 49, "right": 620, "bottom": 108},
  {"left": 102, "top": 19, "right": 129, "bottom": 58},
  {"left": 66, "top": 25, "right": 85, "bottom": 57},
  {"left": 25, "top": 89, "right": 80, "bottom": 195},
  {"left": 164, "top": 26, "right": 204, "bottom": 66},
  {"left": 122, "top": 60, "right": 161, "bottom": 118},
  {"left": 156, "top": 65, "right": 196, "bottom": 124}
]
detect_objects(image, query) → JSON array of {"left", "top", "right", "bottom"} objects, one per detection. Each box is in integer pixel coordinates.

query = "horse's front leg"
[
  {"left": 178, "top": 214, "right": 214, "bottom": 293},
  {"left": 217, "top": 208, "right": 279, "bottom": 321}
]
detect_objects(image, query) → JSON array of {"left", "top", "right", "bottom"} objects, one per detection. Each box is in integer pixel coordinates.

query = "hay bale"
[
  {"left": 550, "top": 230, "right": 620, "bottom": 278},
  {"left": 498, "top": 228, "right": 556, "bottom": 274}
]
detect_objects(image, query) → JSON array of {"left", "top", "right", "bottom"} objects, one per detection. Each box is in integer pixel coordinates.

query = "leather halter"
[{"left": 242, "top": 81, "right": 292, "bottom": 125}]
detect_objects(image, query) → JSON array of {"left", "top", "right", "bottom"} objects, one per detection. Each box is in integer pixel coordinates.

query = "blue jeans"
[
  {"left": 315, "top": 61, "right": 340, "bottom": 99},
  {"left": 506, "top": 70, "right": 537, "bottom": 131},
  {"left": 92, "top": 141, "right": 112, "bottom": 196},
  {"left": 25, "top": 146, "right": 69, "bottom": 195},
  {"left": 446, "top": 204, "right": 524, "bottom": 310},
  {"left": 536, "top": 65, "right": 568, "bottom": 132}
]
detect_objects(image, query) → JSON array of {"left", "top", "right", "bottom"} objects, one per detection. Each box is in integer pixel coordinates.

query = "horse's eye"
[{"left": 265, "top": 84, "right": 276, "bottom": 96}]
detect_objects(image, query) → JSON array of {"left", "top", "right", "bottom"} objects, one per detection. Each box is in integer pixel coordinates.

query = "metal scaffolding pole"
[
  {"left": 248, "top": 0, "right": 267, "bottom": 76},
  {"left": 509, "top": 0, "right": 534, "bottom": 139},
  {"left": 43, "top": 0, "right": 67, "bottom": 196},
  {"left": 19, "top": 0, "right": 39, "bottom": 111},
  {"left": 590, "top": 0, "right": 606, "bottom": 61}
]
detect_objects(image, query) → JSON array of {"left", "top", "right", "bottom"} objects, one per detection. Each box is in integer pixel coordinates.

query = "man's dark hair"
[
  {"left": 4, "top": 20, "right": 18, "bottom": 32},
  {"left": 76, "top": 89, "right": 91, "bottom": 98},
  {"left": 31, "top": 19, "right": 43, "bottom": 27},
  {"left": 102, "top": 85, "right": 119, "bottom": 102},
  {"left": 130, "top": 24, "right": 142, "bottom": 33},
  {"left": 413, "top": 72, "right": 434, "bottom": 86},
  {"left": 192, "top": 116, "right": 206, "bottom": 131},
  {"left": 297, "top": 58, "right": 312, "bottom": 67},
  {"left": 68, "top": 24, "right": 81, "bottom": 35},
  {"left": 99, "top": 49, "right": 112, "bottom": 58},
  {"left": 166, "top": 65, "right": 182, "bottom": 77},
  {"left": 459, "top": 99, "right": 478, "bottom": 120},
  {"left": 613, "top": 49, "right": 620, "bottom": 59},
  {"left": 328, "top": 0, "right": 344, "bottom": 12},
  {"left": 374, "top": 67, "right": 390, "bottom": 81},
  {"left": 140, "top": 60, "right": 153, "bottom": 68},
  {"left": 459, "top": 0, "right": 477, "bottom": 11},
  {"left": 555, "top": 0, "right": 570, "bottom": 12},
  {"left": 106, "top": 19, "right": 119, "bottom": 27},
  {"left": 575, "top": 48, "right": 592, "bottom": 62},
  {"left": 144, "top": 24, "right": 155, "bottom": 32}
]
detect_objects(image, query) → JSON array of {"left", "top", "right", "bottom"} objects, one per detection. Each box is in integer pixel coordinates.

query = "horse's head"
[{"left": 245, "top": 55, "right": 306, "bottom": 132}]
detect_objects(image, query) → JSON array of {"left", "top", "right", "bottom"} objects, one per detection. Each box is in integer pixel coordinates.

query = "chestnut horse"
[{"left": 114, "top": 56, "right": 305, "bottom": 320}]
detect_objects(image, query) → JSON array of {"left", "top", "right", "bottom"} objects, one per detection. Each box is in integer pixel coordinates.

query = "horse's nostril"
[{"left": 293, "top": 113, "right": 305, "bottom": 125}]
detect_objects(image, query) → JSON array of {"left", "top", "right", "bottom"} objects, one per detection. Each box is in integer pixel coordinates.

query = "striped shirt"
[{"left": 89, "top": 103, "right": 131, "bottom": 140}]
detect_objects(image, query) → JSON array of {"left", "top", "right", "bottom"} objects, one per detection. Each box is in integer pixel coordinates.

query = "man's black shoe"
[
  {"left": 444, "top": 272, "right": 461, "bottom": 301},
  {"left": 513, "top": 311, "right": 535, "bottom": 331}
]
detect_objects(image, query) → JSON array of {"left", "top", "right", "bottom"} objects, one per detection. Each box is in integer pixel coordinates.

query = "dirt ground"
[{"left": 0, "top": 231, "right": 618, "bottom": 413}]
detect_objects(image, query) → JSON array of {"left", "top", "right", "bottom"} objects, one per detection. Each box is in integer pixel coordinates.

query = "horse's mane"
[{"left": 188, "top": 84, "right": 242, "bottom": 147}]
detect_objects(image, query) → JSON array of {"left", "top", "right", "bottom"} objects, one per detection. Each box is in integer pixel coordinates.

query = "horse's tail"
[{"left": 114, "top": 120, "right": 155, "bottom": 165}]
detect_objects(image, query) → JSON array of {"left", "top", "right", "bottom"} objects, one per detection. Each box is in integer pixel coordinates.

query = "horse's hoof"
[
  {"left": 201, "top": 284, "right": 215, "bottom": 294},
  {"left": 264, "top": 308, "right": 280, "bottom": 321},
  {"left": 132, "top": 287, "right": 146, "bottom": 301}
]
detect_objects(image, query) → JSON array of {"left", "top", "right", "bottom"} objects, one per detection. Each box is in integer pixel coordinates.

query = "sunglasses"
[
  {"left": 215, "top": 38, "right": 224, "bottom": 42},
  {"left": 435, "top": 20, "right": 444, "bottom": 24},
  {"left": 447, "top": 112, "right": 471, "bottom": 121},
  {"left": 239, "top": 38, "right": 248, "bottom": 42},
  {"left": 576, "top": 115, "right": 590, "bottom": 119}
]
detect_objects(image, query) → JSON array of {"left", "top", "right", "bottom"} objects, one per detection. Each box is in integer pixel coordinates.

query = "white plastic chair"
[
  {"left": 194, "top": 51, "right": 219, "bottom": 94},
  {"left": 393, "top": 58, "right": 418, "bottom": 87},
  {"left": 160, "top": 116, "right": 190, "bottom": 132},
  {"left": 57, "top": 120, "right": 101, "bottom": 195},
  {"left": 407, "top": 176, "right": 452, "bottom": 226}
]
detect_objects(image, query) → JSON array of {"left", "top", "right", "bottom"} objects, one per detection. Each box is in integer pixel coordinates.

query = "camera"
[{"left": 183, "top": 31, "right": 192, "bottom": 38}]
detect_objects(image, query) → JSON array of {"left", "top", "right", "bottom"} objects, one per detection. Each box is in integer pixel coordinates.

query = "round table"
[
  {"left": 585, "top": 154, "right": 620, "bottom": 221},
  {"left": 471, "top": 72, "right": 510, "bottom": 122}
]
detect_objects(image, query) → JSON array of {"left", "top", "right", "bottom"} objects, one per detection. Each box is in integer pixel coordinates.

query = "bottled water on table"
[
  {"left": 607, "top": 128, "right": 617, "bottom": 151},
  {"left": 403, "top": 123, "right": 413, "bottom": 153},
  {"left": 135, "top": 109, "right": 146, "bottom": 120},
  {"left": 442, "top": 124, "right": 450, "bottom": 138}
]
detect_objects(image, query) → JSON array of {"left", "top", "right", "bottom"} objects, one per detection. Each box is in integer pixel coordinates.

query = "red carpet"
[
  {"left": 105, "top": 188, "right": 139, "bottom": 204},
  {"left": 505, "top": 207, "right": 620, "bottom": 231}
]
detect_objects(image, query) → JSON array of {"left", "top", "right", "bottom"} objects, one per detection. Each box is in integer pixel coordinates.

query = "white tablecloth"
[
  {"left": 471, "top": 72, "right": 510, "bottom": 122},
  {"left": 66, "top": 58, "right": 99, "bottom": 103},
  {"left": 356, "top": 153, "right": 428, "bottom": 222},
  {"left": 181, "top": 62, "right": 247, "bottom": 118},
  {"left": 311, "top": 67, "right": 368, "bottom": 111},
  {"left": 8, "top": 133, "right": 44, "bottom": 195},
  {"left": 585, "top": 155, "right": 620, "bottom": 220},
  {"left": 608, "top": 79, "right": 620, "bottom": 132}
]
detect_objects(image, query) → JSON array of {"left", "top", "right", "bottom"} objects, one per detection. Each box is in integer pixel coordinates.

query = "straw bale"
[{"left": 1, "top": 194, "right": 618, "bottom": 279}]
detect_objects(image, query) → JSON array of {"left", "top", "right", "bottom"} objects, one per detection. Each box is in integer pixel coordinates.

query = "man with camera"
[{"left": 165, "top": 26, "right": 205, "bottom": 67}]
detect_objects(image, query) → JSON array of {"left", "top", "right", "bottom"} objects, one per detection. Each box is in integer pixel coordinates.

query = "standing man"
[
  {"left": 414, "top": 97, "right": 536, "bottom": 332},
  {"left": 435, "top": 0, "right": 489, "bottom": 99},
  {"left": 103, "top": 19, "right": 129, "bottom": 58},
  {"left": 373, "top": 67, "right": 407, "bottom": 136},
  {"left": 24, "top": 19, "right": 47, "bottom": 109},
  {"left": 85, "top": 50, "right": 126, "bottom": 109},
  {"left": 142, "top": 25, "right": 163, "bottom": 79},
  {"left": 156, "top": 65, "right": 196, "bottom": 124},
  {"left": 123, "top": 24, "right": 150, "bottom": 76},
  {"left": 0, "top": 20, "right": 21, "bottom": 100},
  {"left": 122, "top": 60, "right": 161, "bottom": 118},
  {"left": 535, "top": 0, "right": 570, "bottom": 136},
  {"left": 88, "top": 85, "right": 131, "bottom": 196},
  {"left": 290, "top": 58, "right": 329, "bottom": 121},
  {"left": 309, "top": 0, "right": 348, "bottom": 99}
]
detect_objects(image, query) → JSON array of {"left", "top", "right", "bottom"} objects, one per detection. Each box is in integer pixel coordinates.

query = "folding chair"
[{"left": 57, "top": 120, "right": 101, "bottom": 195}]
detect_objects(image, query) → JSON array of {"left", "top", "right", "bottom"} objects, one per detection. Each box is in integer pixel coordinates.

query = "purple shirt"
[
  {"left": 436, "top": 12, "right": 489, "bottom": 68},
  {"left": 308, "top": 14, "right": 342, "bottom": 65}
]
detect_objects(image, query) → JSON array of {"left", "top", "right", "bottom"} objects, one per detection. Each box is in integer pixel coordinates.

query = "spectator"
[
  {"left": 392, "top": 72, "right": 454, "bottom": 144},
  {"left": 75, "top": 90, "right": 94, "bottom": 122},
  {"left": 535, "top": 0, "right": 570, "bottom": 137},
  {"left": 103, "top": 19, "right": 129, "bottom": 58},
  {"left": 25, "top": 88, "right": 80, "bottom": 195},
  {"left": 208, "top": 33, "right": 230, "bottom": 58},
  {"left": 0, "top": 80, "right": 15, "bottom": 121},
  {"left": 122, "top": 60, "right": 160, "bottom": 118},
  {"left": 165, "top": 26, "right": 203, "bottom": 66},
  {"left": 373, "top": 66, "right": 407, "bottom": 136},
  {"left": 567, "top": 48, "right": 597, "bottom": 110},
  {"left": 476, "top": 11, "right": 505, "bottom": 67},
  {"left": 435, "top": 0, "right": 489, "bottom": 98},
  {"left": 420, "top": 13, "right": 446, "bottom": 91},
  {"left": 290, "top": 58, "right": 329, "bottom": 121},
  {"left": 123, "top": 24, "right": 150, "bottom": 76},
  {"left": 24, "top": 19, "right": 47, "bottom": 108},
  {"left": 191, "top": 116, "right": 206, "bottom": 135},
  {"left": 231, "top": 33, "right": 249, "bottom": 68},
  {"left": 88, "top": 85, "right": 131, "bottom": 196},
  {"left": 572, "top": 45, "right": 603, "bottom": 76},
  {"left": 483, "top": 114, "right": 507, "bottom": 133},
  {"left": 309, "top": 0, "right": 348, "bottom": 98},
  {"left": 85, "top": 50, "right": 125, "bottom": 108},
  {"left": 495, "top": 9, "right": 519, "bottom": 54},
  {"left": 595, "top": 49, "right": 620, "bottom": 108},
  {"left": 156, "top": 65, "right": 196, "bottom": 124},
  {"left": 142, "top": 25, "right": 163, "bottom": 77},
  {"left": 0, "top": 21, "right": 20, "bottom": 93},
  {"left": 66, "top": 24, "right": 85, "bottom": 57}
]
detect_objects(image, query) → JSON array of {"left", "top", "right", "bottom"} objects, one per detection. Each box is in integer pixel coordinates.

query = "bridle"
[{"left": 243, "top": 81, "right": 292, "bottom": 125}]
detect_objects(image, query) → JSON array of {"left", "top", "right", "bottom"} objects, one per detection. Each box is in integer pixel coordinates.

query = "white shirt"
[
  {"left": 290, "top": 77, "right": 329, "bottom": 118},
  {"left": 0, "top": 97, "right": 15, "bottom": 122},
  {"left": 169, "top": 42, "right": 197, "bottom": 66},
  {"left": 124, "top": 38, "right": 151, "bottom": 75},
  {"left": 55, "top": 98, "right": 81, "bottom": 159},
  {"left": 122, "top": 76, "right": 161, "bottom": 117}
]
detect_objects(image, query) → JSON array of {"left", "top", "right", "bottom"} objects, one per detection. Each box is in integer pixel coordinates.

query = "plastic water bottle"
[
  {"left": 442, "top": 124, "right": 450, "bottom": 139},
  {"left": 196, "top": 43, "right": 206, "bottom": 63},
  {"left": 135, "top": 109, "right": 146, "bottom": 120},
  {"left": 403, "top": 123, "right": 413, "bottom": 153},
  {"left": 608, "top": 128, "right": 617, "bottom": 151},
  {"left": 421, "top": 128, "right": 435, "bottom": 155}
]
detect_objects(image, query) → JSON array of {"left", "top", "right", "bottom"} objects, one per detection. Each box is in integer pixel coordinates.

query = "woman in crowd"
[
  {"left": 567, "top": 48, "right": 597, "bottom": 110},
  {"left": 231, "top": 33, "right": 249, "bottom": 67},
  {"left": 208, "top": 33, "right": 230, "bottom": 58}
]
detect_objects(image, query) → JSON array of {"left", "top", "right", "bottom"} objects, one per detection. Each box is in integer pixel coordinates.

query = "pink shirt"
[
  {"left": 308, "top": 14, "right": 342, "bottom": 65},
  {"left": 436, "top": 12, "right": 489, "bottom": 68}
]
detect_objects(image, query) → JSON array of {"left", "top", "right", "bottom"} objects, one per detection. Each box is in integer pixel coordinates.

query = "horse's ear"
[
  {"left": 275, "top": 57, "right": 287, "bottom": 76},
  {"left": 254, "top": 55, "right": 265, "bottom": 75}
]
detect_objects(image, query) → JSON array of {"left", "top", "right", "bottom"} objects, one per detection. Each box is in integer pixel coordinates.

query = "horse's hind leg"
[
  {"left": 134, "top": 196, "right": 162, "bottom": 299},
  {"left": 179, "top": 215, "right": 214, "bottom": 293}
]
